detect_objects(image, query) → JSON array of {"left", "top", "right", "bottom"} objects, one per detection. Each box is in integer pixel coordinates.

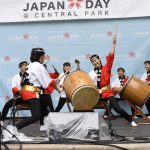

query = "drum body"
[
  {"left": 120, "top": 75, "right": 150, "bottom": 107},
  {"left": 63, "top": 71, "right": 99, "bottom": 110}
]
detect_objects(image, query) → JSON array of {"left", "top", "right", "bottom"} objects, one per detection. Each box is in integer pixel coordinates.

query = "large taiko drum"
[
  {"left": 120, "top": 75, "right": 150, "bottom": 107},
  {"left": 63, "top": 71, "right": 99, "bottom": 110}
]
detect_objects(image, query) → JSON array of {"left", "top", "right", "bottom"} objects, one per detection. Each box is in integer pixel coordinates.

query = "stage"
[{"left": 2, "top": 116, "right": 150, "bottom": 150}]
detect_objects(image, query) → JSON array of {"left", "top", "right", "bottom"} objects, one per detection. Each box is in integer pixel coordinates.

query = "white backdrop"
[{"left": 0, "top": 17, "right": 150, "bottom": 116}]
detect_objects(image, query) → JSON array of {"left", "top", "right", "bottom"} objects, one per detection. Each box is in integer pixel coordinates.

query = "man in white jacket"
[{"left": 111, "top": 67, "right": 136, "bottom": 117}]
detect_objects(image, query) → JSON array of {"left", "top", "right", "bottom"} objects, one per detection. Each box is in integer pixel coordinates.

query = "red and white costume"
[
  {"left": 111, "top": 76, "right": 128, "bottom": 98},
  {"left": 141, "top": 71, "right": 150, "bottom": 86},
  {"left": 57, "top": 73, "right": 67, "bottom": 98},
  {"left": 44, "top": 72, "right": 59, "bottom": 94},
  {"left": 11, "top": 73, "right": 22, "bottom": 97},
  {"left": 89, "top": 53, "right": 114, "bottom": 98},
  {"left": 20, "top": 62, "right": 56, "bottom": 101}
]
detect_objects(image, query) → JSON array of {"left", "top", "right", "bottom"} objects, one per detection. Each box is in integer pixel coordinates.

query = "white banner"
[{"left": 0, "top": 0, "right": 150, "bottom": 23}]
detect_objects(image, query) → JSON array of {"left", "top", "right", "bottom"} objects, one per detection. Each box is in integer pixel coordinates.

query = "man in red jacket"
[{"left": 89, "top": 34, "right": 137, "bottom": 127}]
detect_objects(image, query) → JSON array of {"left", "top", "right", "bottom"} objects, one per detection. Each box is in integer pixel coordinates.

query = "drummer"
[
  {"left": 89, "top": 33, "right": 137, "bottom": 127},
  {"left": 141, "top": 60, "right": 150, "bottom": 117},
  {"left": 55, "top": 62, "right": 71, "bottom": 112},
  {"left": 111, "top": 67, "right": 137, "bottom": 117}
]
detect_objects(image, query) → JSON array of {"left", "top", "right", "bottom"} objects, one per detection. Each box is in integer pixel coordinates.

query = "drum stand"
[
  {"left": 9, "top": 97, "right": 17, "bottom": 126},
  {"left": 66, "top": 99, "right": 72, "bottom": 112},
  {"left": 0, "top": 112, "right": 10, "bottom": 150},
  {"left": 125, "top": 99, "right": 150, "bottom": 123}
]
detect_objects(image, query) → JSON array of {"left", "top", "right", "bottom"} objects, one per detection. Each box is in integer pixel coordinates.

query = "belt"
[
  {"left": 21, "top": 85, "right": 41, "bottom": 93},
  {"left": 98, "top": 85, "right": 111, "bottom": 94}
]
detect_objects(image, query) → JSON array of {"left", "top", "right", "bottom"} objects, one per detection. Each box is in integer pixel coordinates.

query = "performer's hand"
[
  {"left": 113, "top": 33, "right": 117, "bottom": 45},
  {"left": 56, "top": 87, "right": 63, "bottom": 93},
  {"left": 118, "top": 87, "right": 123, "bottom": 93},
  {"left": 54, "top": 79, "right": 60, "bottom": 83},
  {"left": 110, "top": 32, "right": 117, "bottom": 55}
]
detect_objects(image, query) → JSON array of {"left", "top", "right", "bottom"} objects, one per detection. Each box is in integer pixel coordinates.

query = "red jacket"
[{"left": 100, "top": 53, "right": 114, "bottom": 98}]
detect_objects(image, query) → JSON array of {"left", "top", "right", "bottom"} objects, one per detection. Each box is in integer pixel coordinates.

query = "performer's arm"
[
  {"left": 49, "top": 72, "right": 59, "bottom": 79},
  {"left": 110, "top": 33, "right": 116, "bottom": 55},
  {"left": 35, "top": 64, "right": 57, "bottom": 94},
  {"left": 141, "top": 73, "right": 147, "bottom": 82},
  {"left": 11, "top": 76, "right": 20, "bottom": 97},
  {"left": 111, "top": 80, "right": 119, "bottom": 94}
]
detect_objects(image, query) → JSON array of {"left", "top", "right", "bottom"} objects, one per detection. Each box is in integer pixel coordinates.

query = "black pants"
[
  {"left": 145, "top": 97, "right": 150, "bottom": 115},
  {"left": 1, "top": 97, "right": 25, "bottom": 121},
  {"left": 103, "top": 96, "right": 132, "bottom": 123},
  {"left": 39, "top": 94, "right": 54, "bottom": 125},
  {"left": 15, "top": 98, "right": 41, "bottom": 130},
  {"left": 55, "top": 97, "right": 66, "bottom": 112},
  {"left": 116, "top": 98, "right": 135, "bottom": 115}
]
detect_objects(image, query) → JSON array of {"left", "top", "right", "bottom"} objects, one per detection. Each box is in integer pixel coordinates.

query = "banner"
[
  {"left": 0, "top": 0, "right": 150, "bottom": 23},
  {"left": 0, "top": 18, "right": 150, "bottom": 116}
]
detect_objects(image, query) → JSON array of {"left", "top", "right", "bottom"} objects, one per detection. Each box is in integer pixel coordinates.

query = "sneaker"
[
  {"left": 103, "top": 115, "right": 108, "bottom": 119},
  {"left": 2, "top": 125, "right": 33, "bottom": 142},
  {"left": 131, "top": 121, "right": 137, "bottom": 127},
  {"left": 40, "top": 125, "right": 47, "bottom": 131},
  {"left": 0, "top": 121, "right": 4, "bottom": 126}
]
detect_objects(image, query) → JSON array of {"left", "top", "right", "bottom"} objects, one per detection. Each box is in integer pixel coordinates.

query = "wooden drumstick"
[
  {"left": 113, "top": 24, "right": 118, "bottom": 42},
  {"left": 59, "top": 66, "right": 73, "bottom": 81},
  {"left": 75, "top": 59, "right": 80, "bottom": 71}
]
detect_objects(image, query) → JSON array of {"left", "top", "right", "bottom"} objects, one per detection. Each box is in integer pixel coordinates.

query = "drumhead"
[{"left": 71, "top": 85, "right": 99, "bottom": 110}]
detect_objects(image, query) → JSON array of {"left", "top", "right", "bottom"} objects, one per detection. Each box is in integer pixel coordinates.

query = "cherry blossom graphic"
[
  {"left": 4, "top": 56, "right": 11, "bottom": 61},
  {"left": 129, "top": 51, "right": 136, "bottom": 58},
  {"left": 64, "top": 32, "right": 70, "bottom": 39},
  {"left": 23, "top": 33, "right": 29, "bottom": 40},
  {"left": 68, "top": 0, "right": 84, "bottom": 9},
  {"left": 85, "top": 53, "right": 92, "bottom": 59},
  {"left": 107, "top": 31, "right": 112, "bottom": 37}
]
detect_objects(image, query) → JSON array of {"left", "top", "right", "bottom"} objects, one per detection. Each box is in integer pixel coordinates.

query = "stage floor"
[
  {"left": 2, "top": 116, "right": 150, "bottom": 144},
  {"left": 9, "top": 117, "right": 150, "bottom": 142},
  {"left": 2, "top": 117, "right": 150, "bottom": 150}
]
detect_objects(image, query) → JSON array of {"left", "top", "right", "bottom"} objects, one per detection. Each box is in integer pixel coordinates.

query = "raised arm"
[{"left": 110, "top": 32, "right": 117, "bottom": 55}]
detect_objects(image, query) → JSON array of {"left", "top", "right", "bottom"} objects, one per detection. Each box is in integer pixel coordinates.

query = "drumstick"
[
  {"left": 114, "top": 24, "right": 118, "bottom": 36},
  {"left": 52, "top": 64, "right": 59, "bottom": 74},
  {"left": 59, "top": 66, "right": 73, "bottom": 80}
]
